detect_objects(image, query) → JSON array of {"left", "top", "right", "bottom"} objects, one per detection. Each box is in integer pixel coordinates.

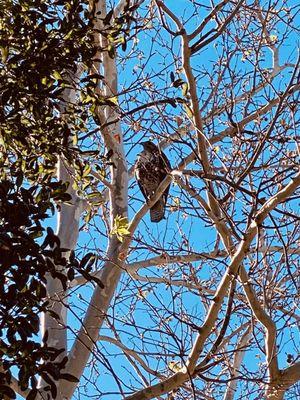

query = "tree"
[{"left": 0, "top": 0, "right": 299, "bottom": 399}]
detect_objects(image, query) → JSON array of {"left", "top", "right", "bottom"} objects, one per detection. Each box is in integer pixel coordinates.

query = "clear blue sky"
[{"left": 14, "top": 1, "right": 299, "bottom": 399}]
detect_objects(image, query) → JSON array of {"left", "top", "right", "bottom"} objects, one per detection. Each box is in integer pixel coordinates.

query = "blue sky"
[
  {"left": 12, "top": 1, "right": 300, "bottom": 399},
  {"left": 72, "top": 1, "right": 299, "bottom": 398}
]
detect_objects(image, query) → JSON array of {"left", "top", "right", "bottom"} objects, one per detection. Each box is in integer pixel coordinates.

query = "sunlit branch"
[
  {"left": 280, "top": 361, "right": 300, "bottom": 390},
  {"left": 129, "top": 273, "right": 204, "bottom": 292},
  {"left": 223, "top": 327, "right": 251, "bottom": 400},
  {"left": 190, "top": 0, "right": 245, "bottom": 54},
  {"left": 254, "top": 3, "right": 279, "bottom": 69},
  {"left": 188, "top": 0, "right": 230, "bottom": 41},
  {"left": 239, "top": 266, "right": 280, "bottom": 379},
  {"left": 90, "top": 169, "right": 113, "bottom": 189},
  {"left": 205, "top": 80, "right": 300, "bottom": 126},
  {"left": 186, "top": 172, "right": 300, "bottom": 371},
  {"left": 98, "top": 335, "right": 162, "bottom": 377},
  {"left": 71, "top": 243, "right": 299, "bottom": 288},
  {"left": 123, "top": 173, "right": 300, "bottom": 399},
  {"left": 126, "top": 251, "right": 223, "bottom": 272},
  {"left": 154, "top": 0, "right": 183, "bottom": 33}
]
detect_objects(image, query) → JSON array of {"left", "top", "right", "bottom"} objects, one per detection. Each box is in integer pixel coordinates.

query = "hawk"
[{"left": 135, "top": 141, "right": 171, "bottom": 223}]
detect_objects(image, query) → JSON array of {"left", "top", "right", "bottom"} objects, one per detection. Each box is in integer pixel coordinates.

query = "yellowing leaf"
[
  {"left": 111, "top": 216, "right": 130, "bottom": 242},
  {"left": 168, "top": 361, "right": 182, "bottom": 372},
  {"left": 65, "top": 29, "right": 74, "bottom": 40},
  {"left": 109, "top": 96, "right": 119, "bottom": 105},
  {"left": 83, "top": 164, "right": 91, "bottom": 177},
  {"left": 173, "top": 197, "right": 180, "bottom": 206},
  {"left": 241, "top": 49, "right": 252, "bottom": 61},
  {"left": 184, "top": 104, "right": 193, "bottom": 119},
  {"left": 114, "top": 133, "right": 121, "bottom": 143},
  {"left": 1, "top": 46, "right": 9, "bottom": 63},
  {"left": 52, "top": 71, "right": 62, "bottom": 80},
  {"left": 269, "top": 34, "right": 277, "bottom": 42},
  {"left": 181, "top": 82, "right": 189, "bottom": 97},
  {"left": 137, "top": 290, "right": 149, "bottom": 299},
  {"left": 73, "top": 134, "right": 78, "bottom": 146},
  {"left": 279, "top": 119, "right": 287, "bottom": 127},
  {"left": 82, "top": 94, "right": 94, "bottom": 104},
  {"left": 176, "top": 116, "right": 183, "bottom": 126},
  {"left": 95, "top": 166, "right": 106, "bottom": 179},
  {"left": 171, "top": 197, "right": 180, "bottom": 211},
  {"left": 118, "top": 252, "right": 126, "bottom": 261}
]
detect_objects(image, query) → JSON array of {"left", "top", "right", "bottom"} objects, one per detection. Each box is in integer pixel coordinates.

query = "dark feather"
[{"left": 135, "top": 141, "right": 171, "bottom": 223}]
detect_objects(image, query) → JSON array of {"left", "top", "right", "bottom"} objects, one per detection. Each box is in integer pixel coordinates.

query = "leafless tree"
[{"left": 9, "top": 1, "right": 300, "bottom": 399}]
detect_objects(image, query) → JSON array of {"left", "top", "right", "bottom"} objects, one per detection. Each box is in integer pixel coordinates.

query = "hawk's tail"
[{"left": 150, "top": 199, "right": 165, "bottom": 223}]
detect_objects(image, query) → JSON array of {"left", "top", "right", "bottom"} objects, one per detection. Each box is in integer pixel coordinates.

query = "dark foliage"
[
  {"left": 0, "top": 176, "right": 80, "bottom": 397},
  {"left": 0, "top": 0, "right": 108, "bottom": 397},
  {"left": 0, "top": 0, "right": 97, "bottom": 175},
  {"left": 0, "top": 175, "right": 102, "bottom": 397}
]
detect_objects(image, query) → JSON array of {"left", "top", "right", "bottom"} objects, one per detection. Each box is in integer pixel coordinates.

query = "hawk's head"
[{"left": 141, "top": 141, "right": 159, "bottom": 152}]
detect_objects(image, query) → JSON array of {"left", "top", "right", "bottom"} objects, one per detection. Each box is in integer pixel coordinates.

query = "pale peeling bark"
[
  {"left": 60, "top": 236, "right": 124, "bottom": 399},
  {"left": 264, "top": 362, "right": 300, "bottom": 400},
  {"left": 40, "top": 159, "right": 84, "bottom": 352},
  {"left": 223, "top": 326, "right": 251, "bottom": 400},
  {"left": 58, "top": 1, "right": 129, "bottom": 398},
  {"left": 38, "top": 69, "right": 85, "bottom": 398}
]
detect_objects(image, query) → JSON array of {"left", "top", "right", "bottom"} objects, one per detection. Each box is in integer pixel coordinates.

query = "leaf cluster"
[
  {"left": 0, "top": 1, "right": 125, "bottom": 397},
  {"left": 111, "top": 216, "right": 130, "bottom": 242},
  {"left": 0, "top": 0, "right": 96, "bottom": 180},
  {"left": 0, "top": 176, "right": 103, "bottom": 398},
  {"left": 0, "top": 177, "right": 68, "bottom": 396},
  {"left": 97, "top": 2, "right": 141, "bottom": 56}
]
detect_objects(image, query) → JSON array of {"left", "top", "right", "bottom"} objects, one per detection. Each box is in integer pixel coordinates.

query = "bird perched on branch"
[{"left": 135, "top": 141, "right": 171, "bottom": 223}]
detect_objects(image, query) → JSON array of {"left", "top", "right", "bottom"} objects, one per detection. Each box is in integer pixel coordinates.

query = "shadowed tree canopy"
[{"left": 0, "top": 0, "right": 119, "bottom": 396}]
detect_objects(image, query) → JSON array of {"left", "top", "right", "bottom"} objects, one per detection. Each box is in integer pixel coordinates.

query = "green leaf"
[
  {"left": 59, "top": 373, "right": 79, "bottom": 383},
  {"left": 82, "top": 164, "right": 91, "bottom": 177},
  {"left": 79, "top": 253, "right": 95, "bottom": 269},
  {"left": 26, "top": 388, "right": 38, "bottom": 400},
  {"left": 52, "top": 71, "right": 63, "bottom": 80},
  {"left": 108, "top": 44, "right": 115, "bottom": 59},
  {"left": 0, "top": 385, "right": 16, "bottom": 399},
  {"left": 184, "top": 104, "right": 193, "bottom": 118},
  {"left": 73, "top": 133, "right": 78, "bottom": 146}
]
